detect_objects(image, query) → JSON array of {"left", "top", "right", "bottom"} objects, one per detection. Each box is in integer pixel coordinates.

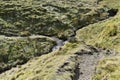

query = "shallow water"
[{"left": 51, "top": 37, "right": 65, "bottom": 51}]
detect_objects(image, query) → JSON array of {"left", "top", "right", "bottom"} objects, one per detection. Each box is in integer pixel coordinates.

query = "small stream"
[
  {"left": 0, "top": 34, "right": 72, "bottom": 51},
  {"left": 51, "top": 37, "right": 67, "bottom": 51},
  {"left": 51, "top": 37, "right": 73, "bottom": 51}
]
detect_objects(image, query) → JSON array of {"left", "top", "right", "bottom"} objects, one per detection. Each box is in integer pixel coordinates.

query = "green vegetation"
[
  {"left": 0, "top": 0, "right": 120, "bottom": 80},
  {"left": 0, "top": 0, "right": 111, "bottom": 39},
  {"left": 93, "top": 56, "right": 120, "bottom": 80},
  {"left": 76, "top": 0, "right": 120, "bottom": 79},
  {"left": 0, "top": 36, "right": 55, "bottom": 73},
  {"left": 0, "top": 41, "right": 80, "bottom": 80}
]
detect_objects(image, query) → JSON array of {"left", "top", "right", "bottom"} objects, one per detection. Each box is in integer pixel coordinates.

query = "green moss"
[
  {"left": 0, "top": 0, "right": 120, "bottom": 80},
  {"left": 0, "top": 36, "right": 55, "bottom": 72},
  {"left": 0, "top": 0, "right": 110, "bottom": 38}
]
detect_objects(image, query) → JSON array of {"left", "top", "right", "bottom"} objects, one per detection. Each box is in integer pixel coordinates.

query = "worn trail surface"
[{"left": 74, "top": 45, "right": 114, "bottom": 80}]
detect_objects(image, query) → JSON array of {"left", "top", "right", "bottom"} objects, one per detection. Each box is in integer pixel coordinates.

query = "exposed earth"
[{"left": 0, "top": 0, "right": 120, "bottom": 80}]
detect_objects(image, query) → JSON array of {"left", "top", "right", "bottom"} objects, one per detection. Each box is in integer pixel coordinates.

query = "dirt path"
[
  {"left": 74, "top": 45, "right": 114, "bottom": 80},
  {"left": 78, "top": 52, "right": 104, "bottom": 80}
]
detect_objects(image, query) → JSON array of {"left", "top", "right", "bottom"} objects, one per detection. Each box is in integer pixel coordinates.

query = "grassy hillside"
[
  {"left": 0, "top": 0, "right": 120, "bottom": 80},
  {"left": 0, "top": 36, "right": 55, "bottom": 73},
  {"left": 0, "top": 42, "right": 80, "bottom": 80},
  {"left": 0, "top": 0, "right": 112, "bottom": 39},
  {"left": 76, "top": 0, "right": 120, "bottom": 79}
]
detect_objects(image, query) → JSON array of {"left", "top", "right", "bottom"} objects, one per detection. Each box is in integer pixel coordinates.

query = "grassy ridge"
[{"left": 76, "top": 0, "right": 120, "bottom": 79}]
